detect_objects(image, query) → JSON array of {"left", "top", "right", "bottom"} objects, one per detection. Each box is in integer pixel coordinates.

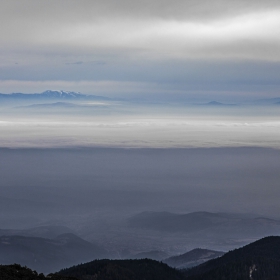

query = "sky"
[
  {"left": 0, "top": 0, "right": 280, "bottom": 101},
  {"left": 1, "top": 1, "right": 280, "bottom": 250}
]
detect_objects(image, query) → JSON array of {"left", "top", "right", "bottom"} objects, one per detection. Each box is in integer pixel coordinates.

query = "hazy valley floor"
[{"left": 1, "top": 147, "right": 280, "bottom": 270}]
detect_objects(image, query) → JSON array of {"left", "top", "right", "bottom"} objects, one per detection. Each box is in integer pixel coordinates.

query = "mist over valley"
[{"left": 1, "top": 1, "right": 280, "bottom": 275}]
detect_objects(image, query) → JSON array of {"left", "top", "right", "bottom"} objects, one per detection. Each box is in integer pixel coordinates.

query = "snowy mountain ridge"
[
  {"left": 41, "top": 90, "right": 84, "bottom": 98},
  {"left": 0, "top": 90, "right": 110, "bottom": 100}
]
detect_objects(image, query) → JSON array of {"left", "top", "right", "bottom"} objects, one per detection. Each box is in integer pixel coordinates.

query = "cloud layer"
[
  {"left": 0, "top": 0, "right": 280, "bottom": 98},
  {"left": 1, "top": 112, "right": 280, "bottom": 148}
]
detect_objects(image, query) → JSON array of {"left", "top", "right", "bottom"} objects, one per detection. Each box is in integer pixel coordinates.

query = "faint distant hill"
[
  {"left": 18, "top": 101, "right": 110, "bottom": 110},
  {"left": 0, "top": 90, "right": 111, "bottom": 101},
  {"left": 127, "top": 211, "right": 248, "bottom": 232},
  {"left": 163, "top": 248, "right": 224, "bottom": 269},
  {"left": 0, "top": 233, "right": 106, "bottom": 273},
  {"left": 57, "top": 258, "right": 185, "bottom": 280},
  {"left": 251, "top": 97, "right": 280, "bottom": 105},
  {"left": 24, "top": 102, "right": 80, "bottom": 108},
  {"left": 202, "top": 101, "right": 237, "bottom": 106},
  {"left": 0, "top": 225, "right": 74, "bottom": 239},
  {"left": 127, "top": 211, "right": 280, "bottom": 239},
  {"left": 184, "top": 236, "right": 280, "bottom": 280}
]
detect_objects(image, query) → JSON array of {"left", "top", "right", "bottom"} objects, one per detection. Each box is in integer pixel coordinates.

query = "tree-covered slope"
[
  {"left": 0, "top": 264, "right": 77, "bottom": 280},
  {"left": 163, "top": 248, "right": 224, "bottom": 269},
  {"left": 184, "top": 236, "right": 280, "bottom": 280},
  {"left": 58, "top": 258, "right": 185, "bottom": 280}
]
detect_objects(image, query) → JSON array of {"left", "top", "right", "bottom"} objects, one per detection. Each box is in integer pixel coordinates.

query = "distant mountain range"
[
  {"left": 252, "top": 97, "right": 280, "bottom": 105},
  {"left": 128, "top": 211, "right": 280, "bottom": 239},
  {"left": 0, "top": 225, "right": 74, "bottom": 239},
  {"left": 2, "top": 236, "right": 280, "bottom": 279},
  {"left": 57, "top": 236, "right": 280, "bottom": 279},
  {"left": 0, "top": 224, "right": 223, "bottom": 273},
  {"left": 18, "top": 101, "right": 110, "bottom": 109},
  {"left": 0, "top": 233, "right": 106, "bottom": 273},
  {"left": 0, "top": 90, "right": 279, "bottom": 106},
  {"left": 202, "top": 98, "right": 280, "bottom": 106},
  {"left": 0, "top": 90, "right": 110, "bottom": 101}
]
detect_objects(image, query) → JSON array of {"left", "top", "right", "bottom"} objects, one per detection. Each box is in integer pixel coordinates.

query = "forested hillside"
[
  {"left": 0, "top": 264, "right": 77, "bottom": 280},
  {"left": 58, "top": 259, "right": 185, "bottom": 280},
  {"left": 184, "top": 236, "right": 280, "bottom": 280}
]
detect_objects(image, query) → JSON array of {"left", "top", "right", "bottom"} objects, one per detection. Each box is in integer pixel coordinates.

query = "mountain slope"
[
  {"left": 163, "top": 248, "right": 224, "bottom": 269},
  {"left": 0, "top": 233, "right": 106, "bottom": 273},
  {"left": 0, "top": 264, "right": 77, "bottom": 279},
  {"left": 58, "top": 259, "right": 185, "bottom": 280},
  {"left": 184, "top": 236, "right": 280, "bottom": 280},
  {"left": 2, "top": 236, "right": 280, "bottom": 279}
]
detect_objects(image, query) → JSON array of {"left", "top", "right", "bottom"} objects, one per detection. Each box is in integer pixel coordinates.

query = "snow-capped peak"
[{"left": 41, "top": 90, "right": 85, "bottom": 98}]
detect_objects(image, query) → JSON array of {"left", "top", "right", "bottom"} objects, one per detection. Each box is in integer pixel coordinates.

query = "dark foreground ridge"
[
  {"left": 58, "top": 259, "right": 185, "bottom": 280},
  {"left": 0, "top": 264, "right": 77, "bottom": 280},
  {"left": 2, "top": 236, "right": 280, "bottom": 280},
  {"left": 184, "top": 236, "right": 280, "bottom": 280}
]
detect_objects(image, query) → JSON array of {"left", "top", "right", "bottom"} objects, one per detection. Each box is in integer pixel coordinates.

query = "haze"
[{"left": 0, "top": 0, "right": 280, "bottom": 271}]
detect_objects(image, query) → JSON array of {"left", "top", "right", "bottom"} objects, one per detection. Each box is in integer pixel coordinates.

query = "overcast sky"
[{"left": 0, "top": 0, "right": 280, "bottom": 100}]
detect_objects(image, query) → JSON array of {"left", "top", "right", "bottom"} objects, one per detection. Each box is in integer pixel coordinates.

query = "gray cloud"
[
  {"left": 0, "top": 0, "right": 280, "bottom": 96},
  {"left": 1, "top": 58, "right": 280, "bottom": 100},
  {"left": 1, "top": 108, "right": 280, "bottom": 148},
  {"left": 1, "top": 0, "right": 279, "bottom": 60},
  {"left": 65, "top": 61, "right": 83, "bottom": 65},
  {"left": 2, "top": 0, "right": 280, "bottom": 21}
]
